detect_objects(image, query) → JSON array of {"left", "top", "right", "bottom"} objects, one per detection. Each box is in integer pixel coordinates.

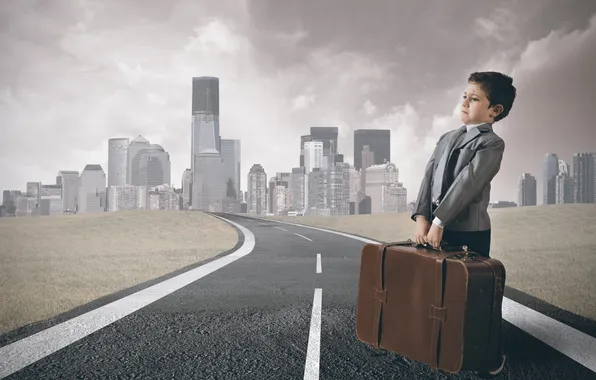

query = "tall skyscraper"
[
  {"left": 131, "top": 144, "right": 171, "bottom": 188},
  {"left": 555, "top": 159, "right": 573, "bottom": 204},
  {"left": 573, "top": 152, "right": 595, "bottom": 203},
  {"left": 327, "top": 162, "right": 351, "bottom": 216},
  {"left": 247, "top": 164, "right": 267, "bottom": 215},
  {"left": 78, "top": 164, "right": 106, "bottom": 213},
  {"left": 191, "top": 77, "right": 225, "bottom": 211},
  {"left": 127, "top": 135, "right": 152, "bottom": 184},
  {"left": 357, "top": 145, "right": 375, "bottom": 214},
  {"left": 299, "top": 135, "right": 312, "bottom": 167},
  {"left": 290, "top": 167, "right": 307, "bottom": 213},
  {"left": 518, "top": 173, "right": 537, "bottom": 207},
  {"left": 354, "top": 129, "right": 391, "bottom": 170},
  {"left": 221, "top": 139, "right": 241, "bottom": 199},
  {"left": 542, "top": 153, "right": 559, "bottom": 205},
  {"left": 57, "top": 171, "right": 79, "bottom": 212},
  {"left": 304, "top": 141, "right": 324, "bottom": 173},
  {"left": 108, "top": 138, "right": 130, "bottom": 187},
  {"left": 300, "top": 127, "right": 339, "bottom": 168},
  {"left": 191, "top": 76, "right": 221, "bottom": 154}
]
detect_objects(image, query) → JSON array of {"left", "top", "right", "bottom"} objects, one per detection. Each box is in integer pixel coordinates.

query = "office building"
[
  {"left": 221, "top": 139, "right": 241, "bottom": 199},
  {"left": 518, "top": 173, "right": 537, "bottom": 207},
  {"left": 573, "top": 152, "right": 595, "bottom": 203},
  {"left": 108, "top": 138, "right": 130, "bottom": 187},
  {"left": 247, "top": 164, "right": 267, "bottom": 215},
  {"left": 78, "top": 164, "right": 106, "bottom": 213},
  {"left": 354, "top": 129, "right": 391, "bottom": 170}
]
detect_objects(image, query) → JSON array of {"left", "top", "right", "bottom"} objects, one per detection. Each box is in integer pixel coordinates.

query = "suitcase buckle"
[
  {"left": 374, "top": 288, "right": 387, "bottom": 303},
  {"left": 429, "top": 305, "right": 447, "bottom": 322}
]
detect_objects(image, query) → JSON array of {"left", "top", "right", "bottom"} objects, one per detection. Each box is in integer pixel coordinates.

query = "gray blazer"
[{"left": 411, "top": 123, "right": 505, "bottom": 231}]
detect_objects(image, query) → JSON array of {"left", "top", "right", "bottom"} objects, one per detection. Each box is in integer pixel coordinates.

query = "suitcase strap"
[
  {"left": 429, "top": 256, "right": 448, "bottom": 369},
  {"left": 470, "top": 256, "right": 506, "bottom": 366},
  {"left": 372, "top": 241, "right": 413, "bottom": 349}
]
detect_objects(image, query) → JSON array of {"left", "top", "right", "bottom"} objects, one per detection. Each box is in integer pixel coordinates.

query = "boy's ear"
[{"left": 490, "top": 104, "right": 504, "bottom": 117}]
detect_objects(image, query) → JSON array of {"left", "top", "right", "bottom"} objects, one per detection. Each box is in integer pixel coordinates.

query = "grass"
[
  {"left": 263, "top": 204, "right": 596, "bottom": 321},
  {"left": 0, "top": 210, "right": 238, "bottom": 335}
]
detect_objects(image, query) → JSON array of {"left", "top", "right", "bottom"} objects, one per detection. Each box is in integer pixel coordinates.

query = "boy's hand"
[
  {"left": 427, "top": 223, "right": 444, "bottom": 249},
  {"left": 414, "top": 216, "right": 431, "bottom": 245}
]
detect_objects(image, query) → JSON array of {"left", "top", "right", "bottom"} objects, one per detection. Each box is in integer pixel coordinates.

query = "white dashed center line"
[
  {"left": 294, "top": 233, "right": 312, "bottom": 241},
  {"left": 304, "top": 288, "right": 322, "bottom": 380},
  {"left": 316, "top": 254, "right": 322, "bottom": 274},
  {"left": 275, "top": 226, "right": 288, "bottom": 232}
]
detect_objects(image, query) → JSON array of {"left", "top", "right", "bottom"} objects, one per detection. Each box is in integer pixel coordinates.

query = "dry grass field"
[
  {"left": 264, "top": 204, "right": 596, "bottom": 321},
  {"left": 0, "top": 210, "right": 238, "bottom": 335}
]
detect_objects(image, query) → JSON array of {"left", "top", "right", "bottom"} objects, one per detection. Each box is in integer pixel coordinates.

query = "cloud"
[
  {"left": 475, "top": 8, "right": 519, "bottom": 43},
  {"left": 363, "top": 100, "right": 377, "bottom": 116}
]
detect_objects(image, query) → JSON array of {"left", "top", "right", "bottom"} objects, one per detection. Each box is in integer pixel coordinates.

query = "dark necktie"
[{"left": 431, "top": 126, "right": 468, "bottom": 202}]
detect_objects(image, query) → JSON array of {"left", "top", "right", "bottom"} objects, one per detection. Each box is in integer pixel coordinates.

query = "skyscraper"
[
  {"left": 518, "top": 173, "right": 537, "bottom": 207},
  {"left": 133, "top": 144, "right": 171, "bottom": 188},
  {"left": 290, "top": 167, "right": 307, "bottom": 213},
  {"left": 354, "top": 129, "right": 391, "bottom": 170},
  {"left": 127, "top": 135, "right": 151, "bottom": 184},
  {"left": 191, "top": 77, "right": 221, "bottom": 153},
  {"left": 247, "top": 164, "right": 267, "bottom": 215},
  {"left": 300, "top": 127, "right": 339, "bottom": 168},
  {"left": 304, "top": 141, "right": 324, "bottom": 173},
  {"left": 542, "top": 153, "right": 559, "bottom": 205},
  {"left": 573, "top": 152, "right": 595, "bottom": 203},
  {"left": 221, "top": 139, "right": 241, "bottom": 199},
  {"left": 78, "top": 165, "right": 106, "bottom": 213},
  {"left": 299, "top": 135, "right": 312, "bottom": 167},
  {"left": 555, "top": 159, "right": 573, "bottom": 204},
  {"left": 57, "top": 170, "right": 79, "bottom": 212},
  {"left": 108, "top": 138, "right": 130, "bottom": 187},
  {"left": 191, "top": 77, "right": 225, "bottom": 211}
]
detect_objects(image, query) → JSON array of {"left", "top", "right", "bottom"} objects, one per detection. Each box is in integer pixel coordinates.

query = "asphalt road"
[{"left": 1, "top": 213, "right": 595, "bottom": 379}]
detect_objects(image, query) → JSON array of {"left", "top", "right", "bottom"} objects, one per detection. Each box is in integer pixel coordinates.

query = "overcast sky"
[{"left": 1, "top": 0, "right": 595, "bottom": 204}]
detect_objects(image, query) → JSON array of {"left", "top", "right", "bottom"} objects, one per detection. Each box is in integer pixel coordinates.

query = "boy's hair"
[{"left": 468, "top": 71, "right": 517, "bottom": 122}]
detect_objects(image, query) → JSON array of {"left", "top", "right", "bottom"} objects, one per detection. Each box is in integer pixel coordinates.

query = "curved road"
[{"left": 1, "top": 213, "right": 595, "bottom": 379}]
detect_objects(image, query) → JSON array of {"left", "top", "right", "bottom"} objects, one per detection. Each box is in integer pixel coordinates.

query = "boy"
[{"left": 412, "top": 71, "right": 517, "bottom": 257}]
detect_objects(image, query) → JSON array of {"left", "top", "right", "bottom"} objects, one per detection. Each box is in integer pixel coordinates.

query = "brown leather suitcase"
[{"left": 355, "top": 240, "right": 506, "bottom": 375}]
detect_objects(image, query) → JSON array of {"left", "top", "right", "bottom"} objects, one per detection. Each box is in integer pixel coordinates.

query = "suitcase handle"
[
  {"left": 420, "top": 242, "right": 468, "bottom": 252},
  {"left": 384, "top": 239, "right": 478, "bottom": 258},
  {"left": 417, "top": 242, "right": 480, "bottom": 260}
]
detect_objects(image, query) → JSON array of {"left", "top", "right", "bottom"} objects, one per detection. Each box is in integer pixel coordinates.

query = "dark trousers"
[{"left": 442, "top": 229, "right": 491, "bottom": 258}]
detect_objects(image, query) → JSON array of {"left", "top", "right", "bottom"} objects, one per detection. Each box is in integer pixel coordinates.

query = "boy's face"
[{"left": 460, "top": 82, "right": 500, "bottom": 125}]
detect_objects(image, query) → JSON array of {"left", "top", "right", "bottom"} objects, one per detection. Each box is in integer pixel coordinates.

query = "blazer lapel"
[{"left": 454, "top": 123, "right": 492, "bottom": 149}]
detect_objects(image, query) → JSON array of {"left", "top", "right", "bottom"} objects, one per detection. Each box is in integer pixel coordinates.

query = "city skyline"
[{"left": 1, "top": 1, "right": 595, "bottom": 203}]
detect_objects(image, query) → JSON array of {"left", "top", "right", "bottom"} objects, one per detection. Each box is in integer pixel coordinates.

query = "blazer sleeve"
[
  {"left": 432, "top": 138, "right": 505, "bottom": 226},
  {"left": 411, "top": 133, "right": 447, "bottom": 221}
]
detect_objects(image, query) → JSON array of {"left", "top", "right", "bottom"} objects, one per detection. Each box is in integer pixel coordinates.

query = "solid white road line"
[
  {"left": 0, "top": 215, "right": 256, "bottom": 380},
  {"left": 261, "top": 217, "right": 596, "bottom": 374},
  {"left": 275, "top": 226, "right": 288, "bottom": 232},
  {"left": 294, "top": 233, "right": 312, "bottom": 242},
  {"left": 316, "top": 254, "right": 322, "bottom": 274},
  {"left": 502, "top": 297, "right": 596, "bottom": 373},
  {"left": 304, "top": 288, "right": 322, "bottom": 380}
]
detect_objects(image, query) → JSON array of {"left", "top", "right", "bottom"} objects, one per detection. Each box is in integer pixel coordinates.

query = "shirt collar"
[{"left": 465, "top": 122, "right": 489, "bottom": 132}]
